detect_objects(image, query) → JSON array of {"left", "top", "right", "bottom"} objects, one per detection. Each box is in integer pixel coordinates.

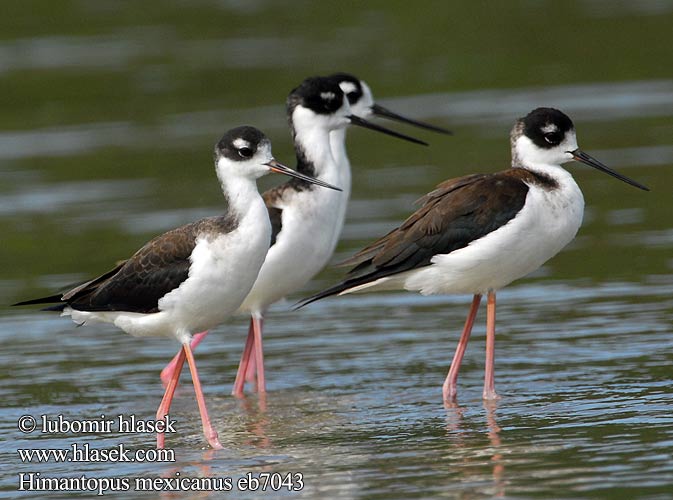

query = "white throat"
[
  {"left": 292, "top": 107, "right": 343, "bottom": 182},
  {"left": 512, "top": 134, "right": 578, "bottom": 181},
  {"left": 215, "top": 160, "right": 266, "bottom": 219}
]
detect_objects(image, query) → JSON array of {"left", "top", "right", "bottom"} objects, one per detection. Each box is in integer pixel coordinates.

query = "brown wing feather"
[
  {"left": 339, "top": 174, "right": 487, "bottom": 269},
  {"left": 69, "top": 216, "right": 236, "bottom": 313},
  {"left": 15, "top": 216, "right": 236, "bottom": 314},
  {"left": 298, "top": 170, "right": 532, "bottom": 307}
]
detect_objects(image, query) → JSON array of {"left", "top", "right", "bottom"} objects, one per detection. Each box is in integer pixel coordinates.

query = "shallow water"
[{"left": 2, "top": 2, "right": 673, "bottom": 499}]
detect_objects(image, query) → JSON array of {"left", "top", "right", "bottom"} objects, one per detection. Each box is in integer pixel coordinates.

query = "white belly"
[{"left": 240, "top": 181, "right": 350, "bottom": 313}]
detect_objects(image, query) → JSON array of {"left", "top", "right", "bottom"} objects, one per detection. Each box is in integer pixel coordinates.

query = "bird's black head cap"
[
  {"left": 328, "top": 72, "right": 363, "bottom": 105},
  {"left": 287, "top": 76, "right": 345, "bottom": 116},
  {"left": 522, "top": 107, "right": 575, "bottom": 149},
  {"left": 215, "top": 125, "right": 269, "bottom": 163}
]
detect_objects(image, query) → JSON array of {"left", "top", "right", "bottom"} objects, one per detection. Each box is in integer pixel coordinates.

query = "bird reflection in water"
[
  {"left": 236, "top": 394, "right": 271, "bottom": 449},
  {"left": 444, "top": 400, "right": 506, "bottom": 497}
]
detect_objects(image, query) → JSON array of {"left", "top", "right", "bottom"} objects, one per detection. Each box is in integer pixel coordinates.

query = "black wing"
[
  {"left": 70, "top": 230, "right": 194, "bottom": 313},
  {"left": 262, "top": 184, "right": 288, "bottom": 248},
  {"left": 12, "top": 264, "right": 126, "bottom": 311},
  {"left": 267, "top": 206, "right": 283, "bottom": 247},
  {"left": 14, "top": 216, "right": 236, "bottom": 314}
]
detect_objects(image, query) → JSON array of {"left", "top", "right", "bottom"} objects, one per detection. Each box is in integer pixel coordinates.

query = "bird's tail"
[
  {"left": 294, "top": 280, "right": 357, "bottom": 310},
  {"left": 12, "top": 296, "right": 67, "bottom": 311}
]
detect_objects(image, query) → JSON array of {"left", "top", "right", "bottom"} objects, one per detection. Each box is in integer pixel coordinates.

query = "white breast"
[
  {"left": 239, "top": 173, "right": 351, "bottom": 313},
  {"left": 158, "top": 223, "right": 270, "bottom": 327}
]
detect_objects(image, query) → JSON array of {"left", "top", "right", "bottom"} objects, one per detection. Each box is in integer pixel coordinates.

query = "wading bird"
[
  {"left": 298, "top": 108, "right": 648, "bottom": 402},
  {"left": 14, "top": 126, "right": 340, "bottom": 448}
]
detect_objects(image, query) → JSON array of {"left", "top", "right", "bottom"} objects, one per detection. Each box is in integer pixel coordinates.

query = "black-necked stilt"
[
  {"left": 13, "top": 126, "right": 339, "bottom": 449},
  {"left": 298, "top": 107, "right": 649, "bottom": 403},
  {"left": 160, "top": 75, "right": 449, "bottom": 396}
]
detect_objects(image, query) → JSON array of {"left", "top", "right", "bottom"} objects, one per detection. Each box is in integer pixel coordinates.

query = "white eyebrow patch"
[
  {"left": 320, "top": 91, "right": 336, "bottom": 101},
  {"left": 233, "top": 138, "right": 251, "bottom": 149},
  {"left": 542, "top": 123, "right": 559, "bottom": 133},
  {"left": 338, "top": 81, "right": 358, "bottom": 95}
]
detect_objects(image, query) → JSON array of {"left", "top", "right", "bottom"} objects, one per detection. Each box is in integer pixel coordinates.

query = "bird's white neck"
[
  {"left": 511, "top": 134, "right": 577, "bottom": 187},
  {"left": 216, "top": 170, "right": 265, "bottom": 221},
  {"left": 294, "top": 124, "right": 334, "bottom": 173},
  {"left": 328, "top": 128, "right": 352, "bottom": 197},
  {"left": 293, "top": 126, "right": 352, "bottom": 196},
  {"left": 515, "top": 160, "right": 575, "bottom": 186},
  {"left": 329, "top": 127, "right": 348, "bottom": 168}
]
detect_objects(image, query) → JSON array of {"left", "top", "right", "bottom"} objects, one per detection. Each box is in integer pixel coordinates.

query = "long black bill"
[
  {"left": 348, "top": 115, "right": 428, "bottom": 146},
  {"left": 371, "top": 103, "right": 452, "bottom": 135},
  {"left": 266, "top": 159, "right": 342, "bottom": 191},
  {"left": 570, "top": 149, "right": 649, "bottom": 191}
]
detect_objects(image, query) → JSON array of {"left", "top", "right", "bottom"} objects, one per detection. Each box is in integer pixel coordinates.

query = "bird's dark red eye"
[
  {"left": 543, "top": 132, "right": 562, "bottom": 144},
  {"left": 238, "top": 147, "right": 253, "bottom": 158}
]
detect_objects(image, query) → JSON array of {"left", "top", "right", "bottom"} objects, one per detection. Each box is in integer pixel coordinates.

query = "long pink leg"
[
  {"left": 183, "top": 342, "right": 224, "bottom": 449},
  {"left": 245, "top": 316, "right": 257, "bottom": 384},
  {"left": 232, "top": 319, "right": 255, "bottom": 397},
  {"left": 245, "top": 344, "right": 257, "bottom": 383},
  {"left": 443, "top": 294, "right": 482, "bottom": 403},
  {"left": 244, "top": 316, "right": 265, "bottom": 384},
  {"left": 160, "top": 331, "right": 209, "bottom": 387},
  {"left": 483, "top": 291, "right": 500, "bottom": 400},
  {"left": 156, "top": 347, "right": 185, "bottom": 449},
  {"left": 251, "top": 315, "right": 266, "bottom": 393}
]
